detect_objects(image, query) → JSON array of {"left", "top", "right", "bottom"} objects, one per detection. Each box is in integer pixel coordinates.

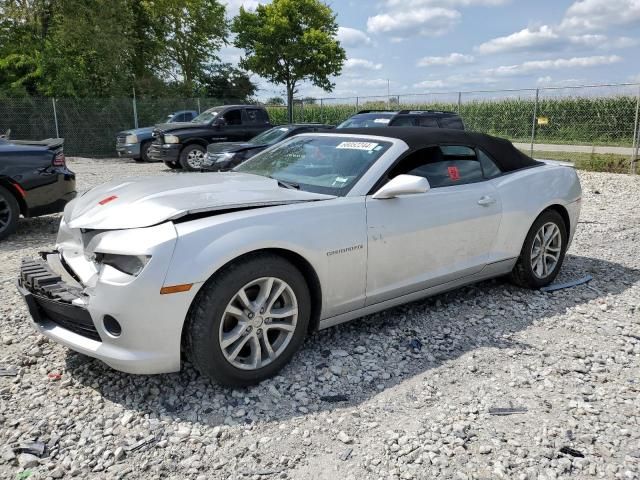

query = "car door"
[
  {"left": 219, "top": 108, "right": 245, "bottom": 141},
  {"left": 364, "top": 145, "right": 502, "bottom": 305},
  {"left": 242, "top": 108, "right": 270, "bottom": 140}
]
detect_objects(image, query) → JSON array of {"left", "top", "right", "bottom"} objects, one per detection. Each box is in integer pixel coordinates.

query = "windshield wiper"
[{"left": 269, "top": 176, "right": 300, "bottom": 190}]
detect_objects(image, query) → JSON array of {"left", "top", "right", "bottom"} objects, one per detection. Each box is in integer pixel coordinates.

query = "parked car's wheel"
[
  {"left": 179, "top": 144, "right": 207, "bottom": 171},
  {"left": 164, "top": 161, "right": 182, "bottom": 169},
  {"left": 187, "top": 254, "right": 311, "bottom": 386},
  {"left": 0, "top": 185, "right": 20, "bottom": 241},
  {"left": 510, "top": 209, "right": 567, "bottom": 289},
  {"left": 140, "top": 141, "right": 152, "bottom": 162}
]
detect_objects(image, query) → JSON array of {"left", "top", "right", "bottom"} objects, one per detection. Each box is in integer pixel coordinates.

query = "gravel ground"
[{"left": 1, "top": 158, "right": 639, "bottom": 480}]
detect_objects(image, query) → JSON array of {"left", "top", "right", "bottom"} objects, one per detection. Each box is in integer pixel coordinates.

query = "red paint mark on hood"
[{"left": 99, "top": 195, "right": 118, "bottom": 205}]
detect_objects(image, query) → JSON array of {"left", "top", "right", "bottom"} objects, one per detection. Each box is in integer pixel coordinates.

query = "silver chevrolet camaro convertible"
[{"left": 18, "top": 128, "right": 581, "bottom": 386}]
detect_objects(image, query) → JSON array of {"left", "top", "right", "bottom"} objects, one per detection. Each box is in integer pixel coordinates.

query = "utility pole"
[
  {"left": 387, "top": 79, "right": 390, "bottom": 109},
  {"left": 132, "top": 86, "right": 139, "bottom": 129}
]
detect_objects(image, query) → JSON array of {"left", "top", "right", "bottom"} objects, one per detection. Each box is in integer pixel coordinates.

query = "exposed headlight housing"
[
  {"left": 125, "top": 134, "right": 138, "bottom": 144},
  {"left": 95, "top": 253, "right": 150, "bottom": 277},
  {"left": 214, "top": 152, "right": 235, "bottom": 163},
  {"left": 204, "top": 152, "right": 234, "bottom": 166},
  {"left": 164, "top": 135, "right": 180, "bottom": 144}
]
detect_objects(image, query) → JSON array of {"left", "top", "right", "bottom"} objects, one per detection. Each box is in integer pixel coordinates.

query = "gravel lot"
[{"left": 1, "top": 158, "right": 639, "bottom": 480}]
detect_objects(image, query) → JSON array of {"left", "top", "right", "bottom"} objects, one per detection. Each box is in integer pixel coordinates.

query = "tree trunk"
[{"left": 287, "top": 84, "right": 294, "bottom": 124}]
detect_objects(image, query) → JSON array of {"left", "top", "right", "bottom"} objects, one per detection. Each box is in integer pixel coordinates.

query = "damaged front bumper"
[{"left": 17, "top": 219, "right": 200, "bottom": 375}]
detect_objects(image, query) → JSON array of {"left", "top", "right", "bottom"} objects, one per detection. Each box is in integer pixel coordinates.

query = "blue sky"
[{"left": 223, "top": 0, "right": 640, "bottom": 100}]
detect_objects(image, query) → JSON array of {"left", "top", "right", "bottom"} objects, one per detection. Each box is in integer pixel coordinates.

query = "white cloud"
[
  {"left": 340, "top": 78, "right": 391, "bottom": 88},
  {"left": 536, "top": 76, "right": 585, "bottom": 86},
  {"left": 367, "top": 7, "right": 461, "bottom": 37},
  {"left": 413, "top": 79, "right": 447, "bottom": 89},
  {"left": 476, "top": 26, "right": 561, "bottom": 54},
  {"left": 337, "top": 27, "right": 372, "bottom": 47},
  {"left": 224, "top": 0, "right": 267, "bottom": 15},
  {"left": 413, "top": 73, "right": 500, "bottom": 90},
  {"left": 476, "top": 24, "right": 639, "bottom": 55},
  {"left": 344, "top": 58, "right": 383, "bottom": 71},
  {"left": 366, "top": 0, "right": 508, "bottom": 38},
  {"left": 561, "top": 0, "right": 640, "bottom": 32},
  {"left": 485, "top": 55, "right": 622, "bottom": 77},
  {"left": 417, "top": 53, "right": 474, "bottom": 67},
  {"left": 385, "top": 0, "right": 507, "bottom": 6}
]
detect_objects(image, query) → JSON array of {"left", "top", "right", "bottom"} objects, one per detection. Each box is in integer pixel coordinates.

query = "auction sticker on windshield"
[{"left": 336, "top": 142, "right": 379, "bottom": 151}]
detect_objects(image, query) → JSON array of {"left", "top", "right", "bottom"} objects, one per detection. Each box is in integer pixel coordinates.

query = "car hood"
[
  {"left": 207, "top": 142, "right": 264, "bottom": 154},
  {"left": 118, "top": 126, "right": 154, "bottom": 136},
  {"left": 156, "top": 122, "right": 206, "bottom": 133},
  {"left": 64, "top": 172, "right": 335, "bottom": 230}
]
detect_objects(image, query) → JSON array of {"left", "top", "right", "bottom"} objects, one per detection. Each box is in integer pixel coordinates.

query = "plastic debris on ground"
[
  {"left": 488, "top": 406, "right": 528, "bottom": 416},
  {"left": 0, "top": 366, "right": 18, "bottom": 376},
  {"left": 320, "top": 394, "right": 349, "bottom": 403},
  {"left": 559, "top": 446, "right": 585, "bottom": 458},
  {"left": 13, "top": 441, "right": 46, "bottom": 457},
  {"left": 540, "top": 275, "right": 593, "bottom": 293}
]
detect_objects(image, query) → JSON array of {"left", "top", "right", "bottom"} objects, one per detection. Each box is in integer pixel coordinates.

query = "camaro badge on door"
[{"left": 327, "top": 244, "right": 364, "bottom": 257}]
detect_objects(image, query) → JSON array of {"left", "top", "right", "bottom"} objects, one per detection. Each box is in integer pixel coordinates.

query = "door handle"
[{"left": 477, "top": 195, "right": 496, "bottom": 206}]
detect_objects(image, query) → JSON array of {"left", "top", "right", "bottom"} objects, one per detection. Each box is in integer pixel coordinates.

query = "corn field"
[{"left": 269, "top": 94, "right": 640, "bottom": 147}]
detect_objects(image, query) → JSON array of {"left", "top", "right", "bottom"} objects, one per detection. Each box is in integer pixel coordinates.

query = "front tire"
[
  {"left": 187, "top": 254, "right": 311, "bottom": 386},
  {"left": 510, "top": 210, "right": 567, "bottom": 289},
  {"left": 140, "top": 141, "right": 152, "bottom": 162},
  {"left": 179, "top": 144, "right": 206, "bottom": 171},
  {"left": 0, "top": 185, "right": 19, "bottom": 241}
]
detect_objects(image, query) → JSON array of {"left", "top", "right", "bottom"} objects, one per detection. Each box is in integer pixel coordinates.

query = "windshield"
[
  {"left": 235, "top": 135, "right": 392, "bottom": 196},
  {"left": 249, "top": 126, "right": 292, "bottom": 145},
  {"left": 191, "top": 108, "right": 220, "bottom": 124},
  {"left": 337, "top": 113, "right": 396, "bottom": 129}
]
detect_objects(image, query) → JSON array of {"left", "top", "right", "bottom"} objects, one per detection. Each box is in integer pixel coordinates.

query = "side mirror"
[
  {"left": 213, "top": 118, "right": 226, "bottom": 129},
  {"left": 372, "top": 174, "right": 431, "bottom": 199}
]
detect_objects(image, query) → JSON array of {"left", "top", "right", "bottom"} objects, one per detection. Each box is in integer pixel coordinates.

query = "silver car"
[{"left": 18, "top": 128, "right": 581, "bottom": 386}]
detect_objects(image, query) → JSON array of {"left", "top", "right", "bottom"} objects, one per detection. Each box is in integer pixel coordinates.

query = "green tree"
[
  {"left": 232, "top": 0, "right": 345, "bottom": 122},
  {"left": 41, "top": 0, "right": 135, "bottom": 96},
  {"left": 266, "top": 96, "right": 285, "bottom": 105},
  {"left": 152, "top": 0, "right": 228, "bottom": 94},
  {"left": 196, "top": 63, "right": 257, "bottom": 102}
]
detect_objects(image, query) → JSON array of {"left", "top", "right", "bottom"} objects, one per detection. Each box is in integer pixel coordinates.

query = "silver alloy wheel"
[
  {"left": 0, "top": 196, "right": 11, "bottom": 232},
  {"left": 530, "top": 222, "right": 562, "bottom": 279},
  {"left": 219, "top": 277, "right": 298, "bottom": 370},
  {"left": 186, "top": 148, "right": 205, "bottom": 168}
]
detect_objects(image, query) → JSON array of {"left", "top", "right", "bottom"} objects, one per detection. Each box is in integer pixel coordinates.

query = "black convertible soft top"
[{"left": 333, "top": 127, "right": 541, "bottom": 173}]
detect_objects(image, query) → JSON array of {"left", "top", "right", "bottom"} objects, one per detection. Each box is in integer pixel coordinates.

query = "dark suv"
[
  {"left": 388, "top": 110, "right": 465, "bottom": 129},
  {"left": 336, "top": 110, "right": 398, "bottom": 128},
  {"left": 148, "top": 105, "right": 272, "bottom": 171}
]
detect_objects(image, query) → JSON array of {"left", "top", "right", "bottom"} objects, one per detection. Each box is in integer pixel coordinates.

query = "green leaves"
[
  {"left": 232, "top": 0, "right": 346, "bottom": 121},
  {"left": 0, "top": 0, "right": 233, "bottom": 97}
]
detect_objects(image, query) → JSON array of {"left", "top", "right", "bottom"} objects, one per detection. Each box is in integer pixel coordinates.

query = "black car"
[
  {"left": 201, "top": 123, "right": 334, "bottom": 172},
  {"left": 336, "top": 110, "right": 398, "bottom": 128},
  {"left": 388, "top": 110, "right": 465, "bottom": 129},
  {"left": 0, "top": 137, "right": 76, "bottom": 240},
  {"left": 148, "top": 105, "right": 273, "bottom": 171}
]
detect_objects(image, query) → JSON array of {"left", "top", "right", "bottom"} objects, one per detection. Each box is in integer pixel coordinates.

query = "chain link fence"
[{"left": 0, "top": 83, "right": 639, "bottom": 171}]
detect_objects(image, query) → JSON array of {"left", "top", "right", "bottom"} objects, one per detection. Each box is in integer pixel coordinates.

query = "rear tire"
[
  {"left": 140, "top": 141, "right": 152, "bottom": 162},
  {"left": 187, "top": 254, "right": 310, "bottom": 386},
  {"left": 0, "top": 185, "right": 20, "bottom": 241},
  {"left": 510, "top": 210, "right": 567, "bottom": 289},
  {"left": 179, "top": 144, "right": 206, "bottom": 171}
]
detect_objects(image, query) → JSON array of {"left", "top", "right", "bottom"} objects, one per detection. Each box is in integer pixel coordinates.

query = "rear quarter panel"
[{"left": 490, "top": 164, "right": 581, "bottom": 263}]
